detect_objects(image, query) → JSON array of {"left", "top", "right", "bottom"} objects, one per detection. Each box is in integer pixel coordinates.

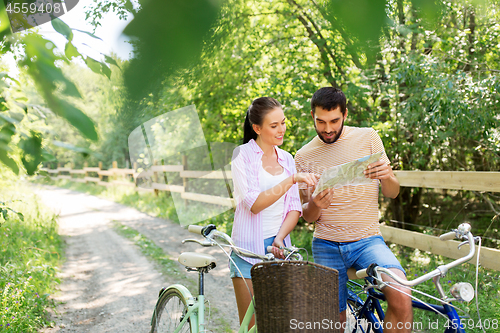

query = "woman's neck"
[{"left": 255, "top": 137, "right": 275, "bottom": 157}]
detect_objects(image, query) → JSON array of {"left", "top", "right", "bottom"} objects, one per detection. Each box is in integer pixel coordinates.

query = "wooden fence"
[{"left": 40, "top": 164, "right": 500, "bottom": 271}]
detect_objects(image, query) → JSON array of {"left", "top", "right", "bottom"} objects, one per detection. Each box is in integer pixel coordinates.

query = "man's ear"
[
  {"left": 344, "top": 109, "right": 349, "bottom": 121},
  {"left": 252, "top": 123, "right": 261, "bottom": 135},
  {"left": 311, "top": 110, "right": 315, "bottom": 120}
]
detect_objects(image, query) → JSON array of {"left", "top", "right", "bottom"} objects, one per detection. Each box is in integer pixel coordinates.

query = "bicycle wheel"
[
  {"left": 346, "top": 281, "right": 383, "bottom": 333},
  {"left": 346, "top": 298, "right": 370, "bottom": 333},
  {"left": 151, "top": 287, "right": 192, "bottom": 333}
]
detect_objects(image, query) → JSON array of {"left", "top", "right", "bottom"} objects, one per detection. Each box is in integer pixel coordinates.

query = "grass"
[{"left": 0, "top": 171, "right": 63, "bottom": 332}]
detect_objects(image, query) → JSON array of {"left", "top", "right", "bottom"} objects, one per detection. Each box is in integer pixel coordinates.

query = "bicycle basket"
[{"left": 251, "top": 261, "right": 340, "bottom": 333}]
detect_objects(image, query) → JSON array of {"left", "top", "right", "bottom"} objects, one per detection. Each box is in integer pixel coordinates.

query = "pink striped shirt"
[{"left": 231, "top": 139, "right": 302, "bottom": 265}]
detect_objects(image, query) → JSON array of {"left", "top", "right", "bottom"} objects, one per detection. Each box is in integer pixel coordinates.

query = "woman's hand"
[
  {"left": 294, "top": 172, "right": 320, "bottom": 187},
  {"left": 270, "top": 238, "right": 286, "bottom": 259}
]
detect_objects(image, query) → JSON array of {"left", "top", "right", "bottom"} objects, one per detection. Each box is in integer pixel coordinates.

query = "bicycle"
[
  {"left": 149, "top": 224, "right": 305, "bottom": 333},
  {"left": 345, "top": 223, "right": 488, "bottom": 333}
]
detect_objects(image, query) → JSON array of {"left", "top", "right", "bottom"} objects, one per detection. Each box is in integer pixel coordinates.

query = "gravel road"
[{"left": 34, "top": 185, "right": 239, "bottom": 333}]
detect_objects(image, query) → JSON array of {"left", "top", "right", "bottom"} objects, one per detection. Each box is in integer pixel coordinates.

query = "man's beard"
[{"left": 315, "top": 120, "right": 344, "bottom": 144}]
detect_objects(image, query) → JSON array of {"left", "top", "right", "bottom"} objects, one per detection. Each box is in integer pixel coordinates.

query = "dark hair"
[
  {"left": 311, "top": 87, "right": 347, "bottom": 115},
  {"left": 243, "top": 97, "right": 282, "bottom": 144}
]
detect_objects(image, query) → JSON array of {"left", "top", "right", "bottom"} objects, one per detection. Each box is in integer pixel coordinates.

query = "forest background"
[{"left": 1, "top": 0, "right": 500, "bottom": 242}]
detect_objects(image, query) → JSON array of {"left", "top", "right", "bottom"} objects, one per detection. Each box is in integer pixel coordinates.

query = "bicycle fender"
[
  {"left": 151, "top": 284, "right": 196, "bottom": 327},
  {"left": 158, "top": 284, "right": 195, "bottom": 303}
]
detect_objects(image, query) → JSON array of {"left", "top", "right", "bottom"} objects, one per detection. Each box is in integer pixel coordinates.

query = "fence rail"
[{"left": 40, "top": 163, "right": 500, "bottom": 271}]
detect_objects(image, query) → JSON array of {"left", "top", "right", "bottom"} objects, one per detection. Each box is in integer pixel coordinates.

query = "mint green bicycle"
[{"left": 149, "top": 224, "right": 303, "bottom": 333}]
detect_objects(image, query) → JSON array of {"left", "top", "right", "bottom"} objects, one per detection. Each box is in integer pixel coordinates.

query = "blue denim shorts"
[
  {"left": 229, "top": 236, "right": 281, "bottom": 279},
  {"left": 312, "top": 235, "right": 405, "bottom": 313}
]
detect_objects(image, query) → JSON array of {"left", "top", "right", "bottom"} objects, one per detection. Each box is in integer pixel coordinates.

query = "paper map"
[{"left": 312, "top": 152, "right": 383, "bottom": 196}]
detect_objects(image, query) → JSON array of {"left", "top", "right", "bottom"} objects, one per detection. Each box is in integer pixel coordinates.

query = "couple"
[{"left": 230, "top": 87, "right": 412, "bottom": 332}]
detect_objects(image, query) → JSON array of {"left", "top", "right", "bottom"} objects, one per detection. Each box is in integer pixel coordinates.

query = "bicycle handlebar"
[
  {"left": 187, "top": 224, "right": 275, "bottom": 261},
  {"left": 188, "top": 225, "right": 204, "bottom": 235},
  {"left": 266, "top": 245, "right": 304, "bottom": 261},
  {"left": 356, "top": 223, "right": 477, "bottom": 287},
  {"left": 439, "top": 231, "right": 456, "bottom": 241}
]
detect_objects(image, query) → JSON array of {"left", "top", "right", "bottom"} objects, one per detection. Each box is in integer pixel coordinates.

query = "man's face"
[{"left": 312, "top": 106, "right": 347, "bottom": 144}]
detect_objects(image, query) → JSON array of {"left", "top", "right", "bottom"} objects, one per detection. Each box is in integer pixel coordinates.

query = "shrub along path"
[{"left": 35, "top": 185, "right": 238, "bottom": 332}]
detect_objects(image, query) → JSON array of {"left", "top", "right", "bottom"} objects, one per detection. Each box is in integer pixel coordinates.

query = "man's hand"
[
  {"left": 312, "top": 188, "right": 334, "bottom": 209},
  {"left": 364, "top": 160, "right": 395, "bottom": 180},
  {"left": 364, "top": 160, "right": 400, "bottom": 198}
]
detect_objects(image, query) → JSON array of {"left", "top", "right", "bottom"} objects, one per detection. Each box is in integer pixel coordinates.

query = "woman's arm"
[
  {"left": 271, "top": 210, "right": 300, "bottom": 258},
  {"left": 250, "top": 173, "right": 318, "bottom": 214}
]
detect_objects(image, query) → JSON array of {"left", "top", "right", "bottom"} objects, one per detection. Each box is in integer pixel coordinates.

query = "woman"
[{"left": 230, "top": 97, "right": 318, "bottom": 325}]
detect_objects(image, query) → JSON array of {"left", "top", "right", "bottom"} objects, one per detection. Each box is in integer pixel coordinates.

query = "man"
[{"left": 295, "top": 87, "right": 412, "bottom": 332}]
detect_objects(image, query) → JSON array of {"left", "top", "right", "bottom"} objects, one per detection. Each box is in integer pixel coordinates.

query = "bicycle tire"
[
  {"left": 151, "top": 287, "right": 192, "bottom": 333},
  {"left": 346, "top": 282, "right": 383, "bottom": 333}
]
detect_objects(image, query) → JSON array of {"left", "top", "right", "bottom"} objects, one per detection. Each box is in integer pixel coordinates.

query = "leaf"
[
  {"left": 35, "top": 58, "right": 81, "bottom": 98},
  {"left": 122, "top": 0, "right": 221, "bottom": 100},
  {"left": 0, "top": 149, "right": 19, "bottom": 174},
  {"left": 16, "top": 212, "right": 24, "bottom": 222},
  {"left": 51, "top": 18, "right": 73, "bottom": 42},
  {"left": 65, "top": 42, "right": 81, "bottom": 60},
  {"left": 52, "top": 140, "right": 93, "bottom": 155},
  {"left": 41, "top": 149, "right": 56, "bottom": 162},
  {"left": 0, "top": 123, "right": 16, "bottom": 142},
  {"left": 47, "top": 99, "right": 98, "bottom": 141},
  {"left": 73, "top": 28, "right": 102, "bottom": 40},
  {"left": 20, "top": 130, "right": 43, "bottom": 175},
  {"left": 100, "top": 61, "right": 111, "bottom": 79},
  {"left": 103, "top": 55, "right": 120, "bottom": 68},
  {"left": 0, "top": 112, "right": 21, "bottom": 124},
  {"left": 1, "top": 209, "right": 7, "bottom": 221},
  {"left": 85, "top": 56, "right": 102, "bottom": 75}
]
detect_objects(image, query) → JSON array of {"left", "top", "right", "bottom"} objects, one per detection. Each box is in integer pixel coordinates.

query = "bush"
[{"left": 0, "top": 169, "right": 62, "bottom": 332}]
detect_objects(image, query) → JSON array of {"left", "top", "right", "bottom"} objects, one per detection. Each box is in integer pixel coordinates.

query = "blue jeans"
[
  {"left": 312, "top": 235, "right": 405, "bottom": 312},
  {"left": 229, "top": 236, "right": 281, "bottom": 279}
]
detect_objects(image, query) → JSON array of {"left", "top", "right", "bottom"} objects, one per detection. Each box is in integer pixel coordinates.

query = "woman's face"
[{"left": 253, "top": 107, "right": 286, "bottom": 146}]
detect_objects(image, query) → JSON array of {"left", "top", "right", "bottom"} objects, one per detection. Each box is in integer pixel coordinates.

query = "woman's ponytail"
[{"left": 243, "top": 110, "right": 257, "bottom": 144}]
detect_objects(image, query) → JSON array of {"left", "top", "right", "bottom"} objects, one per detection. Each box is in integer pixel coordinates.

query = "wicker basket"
[{"left": 251, "top": 261, "right": 341, "bottom": 333}]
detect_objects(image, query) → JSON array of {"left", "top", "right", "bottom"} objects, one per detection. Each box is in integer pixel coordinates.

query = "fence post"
[
  {"left": 133, "top": 162, "right": 137, "bottom": 188},
  {"left": 112, "top": 161, "right": 118, "bottom": 182},
  {"left": 153, "top": 160, "right": 159, "bottom": 197},
  {"left": 182, "top": 155, "right": 188, "bottom": 206},
  {"left": 84, "top": 161, "right": 88, "bottom": 183},
  {"left": 98, "top": 161, "right": 103, "bottom": 181}
]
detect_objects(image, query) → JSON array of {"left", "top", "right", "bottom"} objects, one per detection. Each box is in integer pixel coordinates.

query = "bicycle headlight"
[{"left": 450, "top": 282, "right": 474, "bottom": 302}]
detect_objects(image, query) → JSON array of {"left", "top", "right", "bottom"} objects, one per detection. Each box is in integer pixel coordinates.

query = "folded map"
[{"left": 312, "top": 152, "right": 383, "bottom": 197}]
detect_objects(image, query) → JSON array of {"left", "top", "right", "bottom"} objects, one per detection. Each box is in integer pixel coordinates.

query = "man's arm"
[
  {"left": 364, "top": 160, "right": 400, "bottom": 199},
  {"left": 300, "top": 187, "right": 334, "bottom": 223}
]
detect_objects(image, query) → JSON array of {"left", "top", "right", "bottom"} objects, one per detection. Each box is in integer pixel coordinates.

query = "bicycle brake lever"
[
  {"left": 182, "top": 239, "right": 214, "bottom": 246},
  {"left": 457, "top": 240, "right": 469, "bottom": 250}
]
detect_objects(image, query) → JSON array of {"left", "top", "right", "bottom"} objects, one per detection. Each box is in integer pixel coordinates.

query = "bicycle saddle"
[{"left": 178, "top": 252, "right": 217, "bottom": 269}]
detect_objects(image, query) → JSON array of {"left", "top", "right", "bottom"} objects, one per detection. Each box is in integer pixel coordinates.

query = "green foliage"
[
  {"left": 0, "top": 9, "right": 121, "bottom": 175},
  {"left": 122, "top": 0, "right": 222, "bottom": 101},
  {"left": 0, "top": 168, "right": 63, "bottom": 332}
]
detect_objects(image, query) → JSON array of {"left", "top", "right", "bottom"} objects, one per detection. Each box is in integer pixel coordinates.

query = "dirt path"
[{"left": 34, "top": 185, "right": 239, "bottom": 333}]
